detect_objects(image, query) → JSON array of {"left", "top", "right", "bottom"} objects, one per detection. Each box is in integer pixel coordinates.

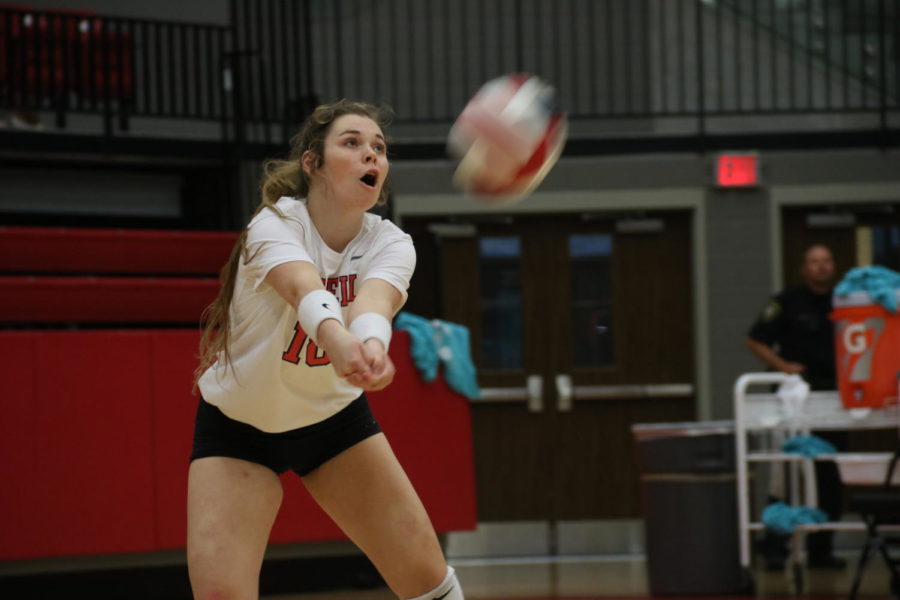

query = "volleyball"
[{"left": 447, "top": 73, "right": 568, "bottom": 205}]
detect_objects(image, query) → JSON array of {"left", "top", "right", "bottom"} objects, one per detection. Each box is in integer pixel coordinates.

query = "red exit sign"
[{"left": 716, "top": 153, "right": 760, "bottom": 187}]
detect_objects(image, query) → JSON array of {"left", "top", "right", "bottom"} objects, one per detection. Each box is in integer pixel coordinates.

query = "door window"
[
  {"left": 569, "top": 233, "right": 614, "bottom": 368},
  {"left": 479, "top": 236, "right": 523, "bottom": 369},
  {"left": 872, "top": 225, "right": 900, "bottom": 270}
]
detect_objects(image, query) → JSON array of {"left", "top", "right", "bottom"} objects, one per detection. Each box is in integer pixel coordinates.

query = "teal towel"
[
  {"left": 762, "top": 502, "right": 828, "bottom": 534},
  {"left": 394, "top": 312, "right": 439, "bottom": 382},
  {"left": 782, "top": 435, "right": 837, "bottom": 458},
  {"left": 394, "top": 312, "right": 482, "bottom": 400},
  {"left": 834, "top": 265, "right": 900, "bottom": 312}
]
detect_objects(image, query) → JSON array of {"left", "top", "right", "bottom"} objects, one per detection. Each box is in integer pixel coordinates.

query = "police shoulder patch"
[{"left": 762, "top": 300, "right": 781, "bottom": 322}]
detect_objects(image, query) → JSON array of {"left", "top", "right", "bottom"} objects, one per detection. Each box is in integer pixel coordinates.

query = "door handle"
[
  {"left": 572, "top": 384, "right": 694, "bottom": 399},
  {"left": 475, "top": 375, "right": 544, "bottom": 413},
  {"left": 556, "top": 374, "right": 573, "bottom": 412},
  {"left": 526, "top": 374, "right": 543, "bottom": 413},
  {"left": 553, "top": 378, "right": 694, "bottom": 411}
]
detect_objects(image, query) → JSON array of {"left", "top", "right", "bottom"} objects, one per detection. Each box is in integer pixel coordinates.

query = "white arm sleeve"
[
  {"left": 360, "top": 236, "right": 416, "bottom": 306},
  {"left": 244, "top": 210, "right": 315, "bottom": 291}
]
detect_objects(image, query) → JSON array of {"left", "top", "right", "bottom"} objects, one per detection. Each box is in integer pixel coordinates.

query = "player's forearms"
[
  {"left": 348, "top": 297, "right": 394, "bottom": 322},
  {"left": 316, "top": 319, "right": 351, "bottom": 354},
  {"left": 265, "top": 260, "right": 329, "bottom": 307}
]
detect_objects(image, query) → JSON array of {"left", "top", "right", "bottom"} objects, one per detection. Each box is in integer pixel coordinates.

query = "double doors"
[{"left": 404, "top": 211, "right": 697, "bottom": 521}]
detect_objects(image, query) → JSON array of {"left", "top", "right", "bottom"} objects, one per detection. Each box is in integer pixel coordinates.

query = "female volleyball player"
[{"left": 188, "top": 100, "right": 463, "bottom": 600}]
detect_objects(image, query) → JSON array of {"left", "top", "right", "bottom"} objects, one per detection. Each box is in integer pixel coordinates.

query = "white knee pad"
[{"left": 404, "top": 565, "right": 463, "bottom": 600}]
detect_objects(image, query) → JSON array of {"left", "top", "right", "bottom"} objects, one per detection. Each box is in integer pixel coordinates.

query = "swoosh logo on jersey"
[
  {"left": 434, "top": 586, "right": 454, "bottom": 600},
  {"left": 322, "top": 303, "right": 331, "bottom": 310},
  {"left": 350, "top": 253, "right": 366, "bottom": 260}
]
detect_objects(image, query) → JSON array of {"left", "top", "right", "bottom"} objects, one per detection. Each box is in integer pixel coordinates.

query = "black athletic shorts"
[{"left": 190, "top": 394, "right": 382, "bottom": 476}]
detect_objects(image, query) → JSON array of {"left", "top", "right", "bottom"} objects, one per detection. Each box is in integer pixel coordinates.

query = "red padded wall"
[
  {"left": 150, "top": 330, "right": 204, "bottom": 550},
  {"left": 0, "top": 330, "right": 476, "bottom": 560},
  {"left": 0, "top": 334, "right": 40, "bottom": 557},
  {"left": 0, "top": 332, "right": 157, "bottom": 559}
]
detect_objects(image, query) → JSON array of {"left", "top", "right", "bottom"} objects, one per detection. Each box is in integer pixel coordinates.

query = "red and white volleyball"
[{"left": 447, "top": 73, "right": 568, "bottom": 205}]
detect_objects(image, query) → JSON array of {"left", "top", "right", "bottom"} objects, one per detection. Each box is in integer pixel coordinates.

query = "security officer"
[{"left": 746, "top": 243, "right": 846, "bottom": 571}]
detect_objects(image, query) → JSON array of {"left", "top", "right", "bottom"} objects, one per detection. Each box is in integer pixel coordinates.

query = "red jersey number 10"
[{"left": 281, "top": 322, "right": 331, "bottom": 366}]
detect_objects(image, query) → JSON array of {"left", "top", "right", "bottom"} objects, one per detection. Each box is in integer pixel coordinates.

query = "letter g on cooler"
[
  {"left": 838, "top": 318, "right": 885, "bottom": 384},
  {"left": 843, "top": 323, "right": 868, "bottom": 356}
]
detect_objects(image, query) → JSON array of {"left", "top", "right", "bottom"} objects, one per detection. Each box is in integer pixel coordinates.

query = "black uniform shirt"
[{"left": 748, "top": 284, "right": 836, "bottom": 390}]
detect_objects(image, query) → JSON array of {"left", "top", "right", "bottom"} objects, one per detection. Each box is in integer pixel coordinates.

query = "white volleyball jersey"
[{"left": 198, "top": 197, "right": 415, "bottom": 433}]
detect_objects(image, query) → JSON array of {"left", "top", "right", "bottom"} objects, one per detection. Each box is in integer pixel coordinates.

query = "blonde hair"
[{"left": 194, "top": 99, "right": 394, "bottom": 389}]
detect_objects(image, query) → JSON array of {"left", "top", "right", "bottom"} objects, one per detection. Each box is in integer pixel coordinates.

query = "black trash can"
[{"left": 632, "top": 421, "right": 751, "bottom": 596}]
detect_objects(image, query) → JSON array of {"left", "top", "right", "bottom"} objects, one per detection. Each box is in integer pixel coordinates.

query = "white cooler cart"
[{"left": 734, "top": 372, "right": 900, "bottom": 591}]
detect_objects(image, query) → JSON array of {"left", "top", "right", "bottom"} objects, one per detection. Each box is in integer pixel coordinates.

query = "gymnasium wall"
[
  {"left": 0, "top": 167, "right": 182, "bottom": 218},
  {"left": 390, "top": 147, "right": 900, "bottom": 421}
]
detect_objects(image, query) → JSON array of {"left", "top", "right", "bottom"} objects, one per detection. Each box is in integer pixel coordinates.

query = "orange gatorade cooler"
[{"left": 830, "top": 290, "right": 900, "bottom": 409}]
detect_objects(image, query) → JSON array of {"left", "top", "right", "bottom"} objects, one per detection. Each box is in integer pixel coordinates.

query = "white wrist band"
[
  {"left": 349, "top": 312, "right": 392, "bottom": 350},
  {"left": 297, "top": 289, "right": 344, "bottom": 343}
]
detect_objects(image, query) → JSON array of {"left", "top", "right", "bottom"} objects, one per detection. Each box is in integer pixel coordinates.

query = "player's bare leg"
[
  {"left": 302, "top": 433, "right": 459, "bottom": 599},
  {"left": 187, "top": 457, "right": 284, "bottom": 599}
]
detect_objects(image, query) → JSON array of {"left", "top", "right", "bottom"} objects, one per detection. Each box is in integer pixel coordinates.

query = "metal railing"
[
  {"left": 1, "top": 1, "right": 896, "bottom": 149},
  {"left": 711, "top": 0, "right": 898, "bottom": 113},
  {"left": 294, "top": 0, "right": 897, "bottom": 121}
]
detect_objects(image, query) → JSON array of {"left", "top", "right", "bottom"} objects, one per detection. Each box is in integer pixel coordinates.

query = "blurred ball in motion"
[{"left": 447, "top": 73, "right": 567, "bottom": 205}]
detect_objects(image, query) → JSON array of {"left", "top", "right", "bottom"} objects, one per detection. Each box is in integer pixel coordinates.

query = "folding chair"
[{"left": 846, "top": 403, "right": 900, "bottom": 600}]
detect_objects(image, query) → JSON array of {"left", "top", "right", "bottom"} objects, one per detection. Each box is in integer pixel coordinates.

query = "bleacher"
[{"left": 0, "top": 226, "right": 235, "bottom": 324}]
